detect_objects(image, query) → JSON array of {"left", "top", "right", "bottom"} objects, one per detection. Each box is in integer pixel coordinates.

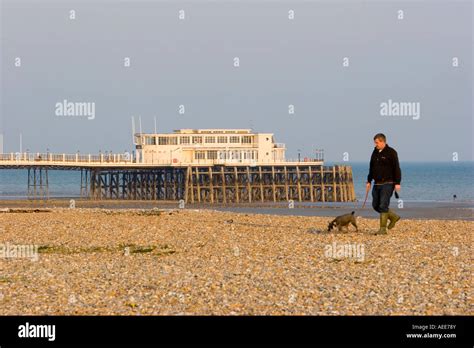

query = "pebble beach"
[{"left": 0, "top": 207, "right": 472, "bottom": 315}]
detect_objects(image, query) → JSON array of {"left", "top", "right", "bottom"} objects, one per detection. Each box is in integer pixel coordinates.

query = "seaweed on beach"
[
  {"left": 36, "top": 244, "right": 175, "bottom": 255},
  {"left": 0, "top": 208, "right": 52, "bottom": 213}
]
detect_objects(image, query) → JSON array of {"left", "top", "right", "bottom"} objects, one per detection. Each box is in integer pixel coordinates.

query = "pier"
[{"left": 0, "top": 153, "right": 356, "bottom": 203}]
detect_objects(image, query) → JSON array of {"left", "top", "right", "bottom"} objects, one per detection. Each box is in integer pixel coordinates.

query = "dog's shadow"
[
  {"left": 306, "top": 227, "right": 366, "bottom": 234},
  {"left": 307, "top": 227, "right": 333, "bottom": 234}
]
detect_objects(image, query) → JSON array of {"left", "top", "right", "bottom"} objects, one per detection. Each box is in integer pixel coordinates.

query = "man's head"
[{"left": 373, "top": 133, "right": 386, "bottom": 150}]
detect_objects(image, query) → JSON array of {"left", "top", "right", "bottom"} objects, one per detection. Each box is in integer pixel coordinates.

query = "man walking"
[{"left": 366, "top": 133, "right": 401, "bottom": 235}]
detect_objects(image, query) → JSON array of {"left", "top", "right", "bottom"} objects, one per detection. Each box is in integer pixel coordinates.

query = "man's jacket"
[{"left": 367, "top": 145, "right": 401, "bottom": 185}]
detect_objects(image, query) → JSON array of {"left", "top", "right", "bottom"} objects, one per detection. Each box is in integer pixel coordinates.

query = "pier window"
[
  {"left": 230, "top": 151, "right": 241, "bottom": 160},
  {"left": 242, "top": 136, "right": 253, "bottom": 144},
  {"left": 205, "top": 136, "right": 216, "bottom": 143},
  {"left": 158, "top": 137, "right": 169, "bottom": 145},
  {"left": 145, "top": 136, "right": 157, "bottom": 145},
  {"left": 207, "top": 150, "right": 218, "bottom": 159},
  {"left": 217, "top": 136, "right": 227, "bottom": 143},
  {"left": 192, "top": 136, "right": 203, "bottom": 144},
  {"left": 169, "top": 137, "right": 178, "bottom": 145},
  {"left": 243, "top": 150, "right": 255, "bottom": 160},
  {"left": 230, "top": 136, "right": 240, "bottom": 143},
  {"left": 218, "top": 151, "right": 227, "bottom": 160},
  {"left": 194, "top": 151, "right": 205, "bottom": 160},
  {"left": 180, "top": 136, "right": 190, "bottom": 144}
]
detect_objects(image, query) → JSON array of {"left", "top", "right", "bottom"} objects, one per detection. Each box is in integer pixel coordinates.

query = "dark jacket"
[{"left": 367, "top": 145, "right": 401, "bottom": 185}]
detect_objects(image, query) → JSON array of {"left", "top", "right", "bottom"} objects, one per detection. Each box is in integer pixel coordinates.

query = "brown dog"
[{"left": 328, "top": 211, "right": 358, "bottom": 232}]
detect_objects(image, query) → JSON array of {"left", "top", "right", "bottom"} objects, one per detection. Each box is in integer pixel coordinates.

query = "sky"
[{"left": 1, "top": 0, "right": 472, "bottom": 162}]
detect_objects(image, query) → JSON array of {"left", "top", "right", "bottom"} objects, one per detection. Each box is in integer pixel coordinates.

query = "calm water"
[
  {"left": 0, "top": 162, "right": 473, "bottom": 202},
  {"left": 341, "top": 161, "right": 474, "bottom": 203}
]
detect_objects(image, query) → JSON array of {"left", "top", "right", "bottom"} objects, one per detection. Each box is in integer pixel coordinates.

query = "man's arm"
[
  {"left": 392, "top": 149, "right": 401, "bottom": 185},
  {"left": 367, "top": 151, "right": 374, "bottom": 183}
]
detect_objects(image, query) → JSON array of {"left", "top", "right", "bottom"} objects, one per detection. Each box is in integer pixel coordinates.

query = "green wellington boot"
[
  {"left": 373, "top": 212, "right": 389, "bottom": 235},
  {"left": 387, "top": 209, "right": 401, "bottom": 230}
]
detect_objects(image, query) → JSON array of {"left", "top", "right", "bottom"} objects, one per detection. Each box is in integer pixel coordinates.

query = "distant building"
[{"left": 134, "top": 129, "right": 315, "bottom": 165}]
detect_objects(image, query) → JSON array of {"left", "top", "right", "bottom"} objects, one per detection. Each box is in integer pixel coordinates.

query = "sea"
[{"left": 0, "top": 162, "right": 473, "bottom": 203}]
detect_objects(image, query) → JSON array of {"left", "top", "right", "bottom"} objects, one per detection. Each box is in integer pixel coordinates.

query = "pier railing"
[
  {"left": 0, "top": 152, "right": 325, "bottom": 166},
  {"left": 0, "top": 152, "right": 133, "bottom": 164}
]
